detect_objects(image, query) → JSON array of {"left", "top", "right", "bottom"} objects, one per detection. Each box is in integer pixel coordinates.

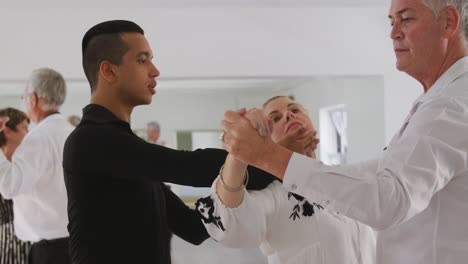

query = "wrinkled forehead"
[
  {"left": 262, "top": 97, "right": 303, "bottom": 116},
  {"left": 389, "top": 0, "right": 424, "bottom": 16}
]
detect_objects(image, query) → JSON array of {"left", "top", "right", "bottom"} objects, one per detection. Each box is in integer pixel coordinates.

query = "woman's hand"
[
  {"left": 238, "top": 108, "right": 270, "bottom": 137},
  {"left": 221, "top": 110, "right": 276, "bottom": 166},
  {"left": 277, "top": 124, "right": 320, "bottom": 158},
  {"left": 221, "top": 108, "right": 294, "bottom": 179}
]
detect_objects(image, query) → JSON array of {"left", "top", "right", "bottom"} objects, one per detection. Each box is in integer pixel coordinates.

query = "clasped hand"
[{"left": 221, "top": 108, "right": 319, "bottom": 165}]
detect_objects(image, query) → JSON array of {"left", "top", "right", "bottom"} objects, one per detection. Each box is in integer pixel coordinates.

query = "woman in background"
[{"left": 0, "top": 108, "right": 31, "bottom": 264}]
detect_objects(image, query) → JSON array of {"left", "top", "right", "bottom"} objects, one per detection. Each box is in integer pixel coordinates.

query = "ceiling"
[
  {"left": 0, "top": 3, "right": 392, "bottom": 93},
  {"left": 4, "top": 0, "right": 388, "bottom": 8},
  {"left": 0, "top": 77, "right": 314, "bottom": 96}
]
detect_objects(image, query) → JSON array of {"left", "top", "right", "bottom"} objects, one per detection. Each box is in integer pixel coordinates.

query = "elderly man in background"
[
  {"left": 0, "top": 68, "right": 74, "bottom": 264},
  {"left": 222, "top": 0, "right": 468, "bottom": 263},
  {"left": 146, "top": 120, "right": 167, "bottom": 146}
]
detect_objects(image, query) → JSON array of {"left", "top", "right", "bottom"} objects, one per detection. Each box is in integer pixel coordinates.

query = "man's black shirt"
[{"left": 63, "top": 104, "right": 274, "bottom": 264}]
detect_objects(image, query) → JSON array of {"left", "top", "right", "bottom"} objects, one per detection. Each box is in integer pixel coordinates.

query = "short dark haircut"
[
  {"left": 82, "top": 20, "right": 144, "bottom": 92},
  {"left": 0, "top": 108, "right": 29, "bottom": 147}
]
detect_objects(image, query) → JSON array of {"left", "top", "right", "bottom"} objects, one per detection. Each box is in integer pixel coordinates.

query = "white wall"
[
  {"left": 0, "top": 7, "right": 423, "bottom": 144},
  {"left": 132, "top": 89, "right": 289, "bottom": 147},
  {"left": 291, "top": 76, "right": 385, "bottom": 163},
  {"left": 1, "top": 8, "right": 392, "bottom": 79}
]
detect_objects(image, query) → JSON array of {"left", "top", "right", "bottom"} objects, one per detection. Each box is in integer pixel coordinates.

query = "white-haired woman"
[{"left": 196, "top": 96, "right": 375, "bottom": 264}]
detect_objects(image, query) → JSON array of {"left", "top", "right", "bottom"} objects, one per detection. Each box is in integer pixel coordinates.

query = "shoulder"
[
  {"left": 65, "top": 121, "right": 112, "bottom": 144},
  {"left": 21, "top": 124, "right": 47, "bottom": 147},
  {"left": 247, "top": 181, "right": 294, "bottom": 217},
  {"left": 32, "top": 115, "right": 74, "bottom": 139},
  {"left": 441, "top": 72, "right": 468, "bottom": 103},
  {"left": 249, "top": 181, "right": 284, "bottom": 199}
]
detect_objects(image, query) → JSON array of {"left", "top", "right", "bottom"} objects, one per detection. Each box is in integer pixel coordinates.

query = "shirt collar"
[
  {"left": 80, "top": 104, "right": 128, "bottom": 126},
  {"left": 32, "top": 112, "right": 64, "bottom": 131},
  {"left": 417, "top": 56, "right": 468, "bottom": 104}
]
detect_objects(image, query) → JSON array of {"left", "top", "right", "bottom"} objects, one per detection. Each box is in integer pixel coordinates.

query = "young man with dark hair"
[{"left": 63, "top": 20, "right": 274, "bottom": 264}]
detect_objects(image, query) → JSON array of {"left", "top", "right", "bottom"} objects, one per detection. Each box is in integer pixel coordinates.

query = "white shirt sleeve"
[
  {"left": 0, "top": 131, "right": 45, "bottom": 198},
  {"left": 196, "top": 179, "right": 276, "bottom": 248},
  {"left": 283, "top": 97, "right": 468, "bottom": 230},
  {"left": 356, "top": 221, "right": 377, "bottom": 264}
]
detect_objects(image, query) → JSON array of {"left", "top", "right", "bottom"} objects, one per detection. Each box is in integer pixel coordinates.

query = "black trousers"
[{"left": 29, "top": 237, "right": 70, "bottom": 264}]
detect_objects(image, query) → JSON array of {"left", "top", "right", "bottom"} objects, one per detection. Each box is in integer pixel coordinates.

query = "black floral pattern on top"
[
  {"left": 288, "top": 192, "right": 324, "bottom": 221},
  {"left": 195, "top": 196, "right": 226, "bottom": 231}
]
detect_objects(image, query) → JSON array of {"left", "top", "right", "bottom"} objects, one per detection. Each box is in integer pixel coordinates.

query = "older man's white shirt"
[
  {"left": 283, "top": 56, "right": 468, "bottom": 264},
  {"left": 0, "top": 114, "right": 73, "bottom": 242}
]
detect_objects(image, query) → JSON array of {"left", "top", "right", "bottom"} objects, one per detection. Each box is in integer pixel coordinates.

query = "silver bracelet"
[{"left": 218, "top": 165, "right": 249, "bottom": 192}]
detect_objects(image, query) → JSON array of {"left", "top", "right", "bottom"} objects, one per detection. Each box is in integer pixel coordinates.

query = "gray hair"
[
  {"left": 146, "top": 121, "right": 161, "bottom": 132},
  {"left": 423, "top": 0, "right": 468, "bottom": 41},
  {"left": 27, "top": 68, "right": 66, "bottom": 111}
]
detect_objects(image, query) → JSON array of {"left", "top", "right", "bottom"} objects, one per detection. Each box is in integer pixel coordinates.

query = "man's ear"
[
  {"left": 3, "top": 126, "right": 14, "bottom": 139},
  {"left": 0, "top": 117, "right": 9, "bottom": 132},
  {"left": 99, "top": 61, "right": 117, "bottom": 84},
  {"left": 30, "top": 92, "right": 38, "bottom": 108},
  {"left": 442, "top": 5, "right": 461, "bottom": 38}
]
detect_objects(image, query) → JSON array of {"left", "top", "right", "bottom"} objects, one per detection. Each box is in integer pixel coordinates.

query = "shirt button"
[{"left": 291, "top": 184, "right": 297, "bottom": 191}]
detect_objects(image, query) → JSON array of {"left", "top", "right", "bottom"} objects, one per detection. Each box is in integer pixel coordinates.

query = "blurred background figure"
[
  {"left": 146, "top": 120, "right": 167, "bottom": 146},
  {"left": 67, "top": 115, "right": 81, "bottom": 127},
  {"left": 0, "top": 68, "right": 74, "bottom": 264},
  {"left": 0, "top": 107, "right": 31, "bottom": 264}
]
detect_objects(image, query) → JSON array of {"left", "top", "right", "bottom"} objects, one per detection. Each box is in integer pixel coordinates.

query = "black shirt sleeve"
[
  {"left": 163, "top": 184, "right": 209, "bottom": 245},
  {"left": 64, "top": 122, "right": 275, "bottom": 189}
]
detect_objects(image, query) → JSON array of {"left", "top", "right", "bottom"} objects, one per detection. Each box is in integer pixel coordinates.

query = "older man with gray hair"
[
  {"left": 146, "top": 120, "right": 167, "bottom": 146},
  {"left": 222, "top": 0, "right": 468, "bottom": 263},
  {"left": 0, "top": 68, "right": 74, "bottom": 264}
]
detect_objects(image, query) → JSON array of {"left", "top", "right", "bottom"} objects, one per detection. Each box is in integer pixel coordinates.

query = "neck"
[
  {"left": 34, "top": 108, "right": 59, "bottom": 123},
  {"left": 418, "top": 37, "right": 468, "bottom": 92},
  {"left": 1, "top": 144, "right": 16, "bottom": 161},
  {"left": 90, "top": 87, "right": 133, "bottom": 123}
]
